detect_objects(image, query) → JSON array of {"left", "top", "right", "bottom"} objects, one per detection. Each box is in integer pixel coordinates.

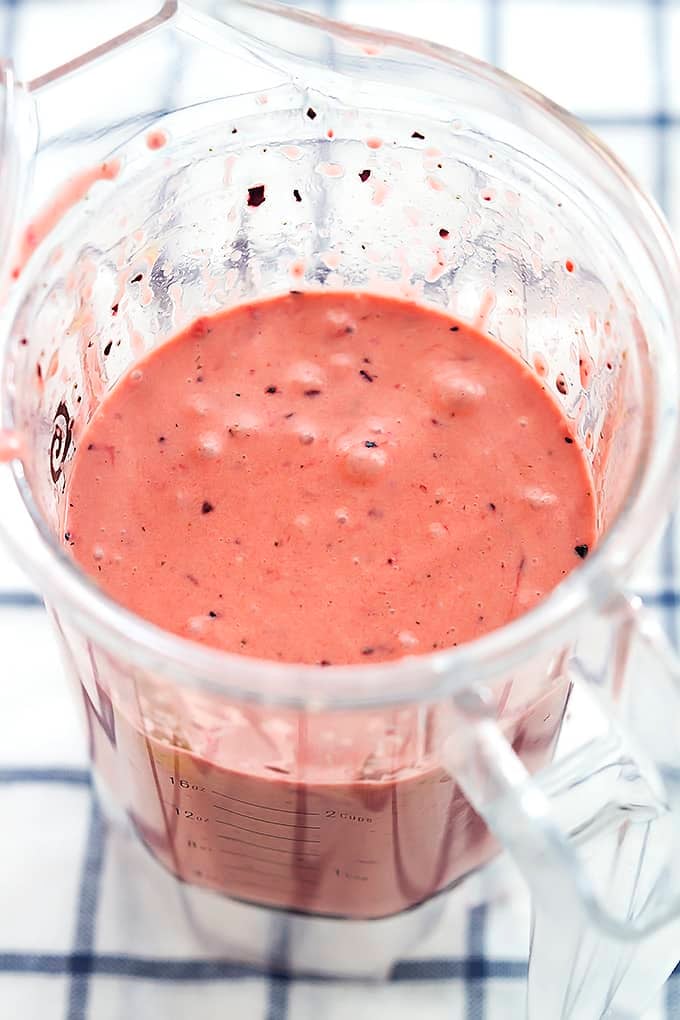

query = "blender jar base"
[{"left": 92, "top": 768, "right": 495, "bottom": 980}]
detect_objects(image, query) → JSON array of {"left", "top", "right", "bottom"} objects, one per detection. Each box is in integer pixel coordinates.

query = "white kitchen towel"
[{"left": 1, "top": 1, "right": 680, "bottom": 1018}]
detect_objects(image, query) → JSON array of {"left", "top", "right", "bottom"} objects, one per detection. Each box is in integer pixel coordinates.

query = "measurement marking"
[
  {"left": 197, "top": 870, "right": 317, "bottom": 894},
  {"left": 218, "top": 848, "right": 319, "bottom": 871},
  {"left": 229, "top": 874, "right": 318, "bottom": 894},
  {"left": 216, "top": 834, "right": 320, "bottom": 857},
  {"left": 212, "top": 805, "right": 320, "bottom": 829},
  {"left": 221, "top": 863, "right": 318, "bottom": 886},
  {"left": 211, "top": 789, "right": 320, "bottom": 816},
  {"left": 214, "top": 818, "right": 320, "bottom": 843}
]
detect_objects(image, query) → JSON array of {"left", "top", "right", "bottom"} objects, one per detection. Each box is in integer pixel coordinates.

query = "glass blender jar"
[{"left": 2, "top": 2, "right": 680, "bottom": 1016}]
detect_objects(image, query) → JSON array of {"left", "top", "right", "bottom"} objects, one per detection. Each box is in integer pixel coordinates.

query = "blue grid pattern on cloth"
[{"left": 1, "top": 1, "right": 680, "bottom": 1018}]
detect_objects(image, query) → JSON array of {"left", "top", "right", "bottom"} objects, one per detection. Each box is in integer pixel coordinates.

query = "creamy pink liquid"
[{"left": 64, "top": 291, "right": 595, "bottom": 917}]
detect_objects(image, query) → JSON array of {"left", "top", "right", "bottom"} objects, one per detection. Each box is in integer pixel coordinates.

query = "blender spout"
[
  {"left": 0, "top": 61, "right": 33, "bottom": 295},
  {"left": 24, "top": 2, "right": 179, "bottom": 94}
]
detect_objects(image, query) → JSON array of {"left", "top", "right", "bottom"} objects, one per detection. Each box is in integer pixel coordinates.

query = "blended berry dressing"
[{"left": 64, "top": 290, "right": 596, "bottom": 918}]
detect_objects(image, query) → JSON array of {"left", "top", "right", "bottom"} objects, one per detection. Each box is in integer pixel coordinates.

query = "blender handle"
[{"left": 453, "top": 592, "right": 680, "bottom": 1019}]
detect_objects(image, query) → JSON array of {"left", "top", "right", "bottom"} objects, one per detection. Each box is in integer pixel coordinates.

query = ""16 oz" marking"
[{"left": 169, "top": 777, "right": 205, "bottom": 791}]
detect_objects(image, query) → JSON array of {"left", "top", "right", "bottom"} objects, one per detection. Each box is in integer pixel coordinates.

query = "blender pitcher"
[{"left": 2, "top": 2, "right": 680, "bottom": 1016}]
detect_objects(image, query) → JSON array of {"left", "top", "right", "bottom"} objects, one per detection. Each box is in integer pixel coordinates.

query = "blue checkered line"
[{"left": 2, "top": 0, "right": 680, "bottom": 1018}]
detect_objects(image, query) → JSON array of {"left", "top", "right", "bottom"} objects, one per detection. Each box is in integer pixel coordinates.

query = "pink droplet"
[{"left": 146, "top": 131, "right": 167, "bottom": 151}]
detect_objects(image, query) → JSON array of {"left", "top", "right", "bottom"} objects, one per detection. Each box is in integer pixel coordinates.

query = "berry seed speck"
[
  {"left": 574, "top": 544, "right": 589, "bottom": 558},
  {"left": 411, "top": 131, "right": 425, "bottom": 140},
  {"left": 265, "top": 385, "right": 278, "bottom": 394},
  {"left": 247, "top": 185, "right": 266, "bottom": 208},
  {"left": 293, "top": 188, "right": 302, "bottom": 202},
  {"left": 359, "top": 169, "right": 371, "bottom": 182},
  {"left": 201, "top": 501, "right": 214, "bottom": 514},
  {"left": 306, "top": 107, "right": 317, "bottom": 120},
  {"left": 439, "top": 228, "right": 449, "bottom": 238}
]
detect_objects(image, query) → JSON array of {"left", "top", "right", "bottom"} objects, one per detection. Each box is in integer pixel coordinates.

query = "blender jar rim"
[{"left": 2, "top": 13, "right": 680, "bottom": 709}]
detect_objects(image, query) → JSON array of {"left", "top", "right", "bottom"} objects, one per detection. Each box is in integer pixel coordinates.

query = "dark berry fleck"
[
  {"left": 488, "top": 502, "right": 496, "bottom": 511},
  {"left": 306, "top": 107, "right": 317, "bottom": 119},
  {"left": 130, "top": 273, "right": 143, "bottom": 283},
  {"left": 574, "top": 544, "right": 589, "bottom": 559},
  {"left": 201, "top": 501, "right": 214, "bottom": 514},
  {"left": 64, "top": 531, "right": 71, "bottom": 541},
  {"left": 19, "top": 337, "right": 28, "bottom": 346},
  {"left": 439, "top": 228, "right": 449, "bottom": 238},
  {"left": 556, "top": 374, "right": 568, "bottom": 395},
  {"left": 449, "top": 326, "right": 459, "bottom": 332},
  {"left": 208, "top": 610, "right": 218, "bottom": 618},
  {"left": 265, "top": 385, "right": 278, "bottom": 394},
  {"left": 290, "top": 290, "right": 302, "bottom": 296},
  {"left": 564, "top": 436, "right": 574, "bottom": 444},
  {"left": 158, "top": 436, "right": 166, "bottom": 443},
  {"left": 247, "top": 184, "right": 266, "bottom": 208},
  {"left": 293, "top": 188, "right": 302, "bottom": 202},
  {"left": 320, "top": 660, "right": 331, "bottom": 667},
  {"left": 231, "top": 127, "right": 238, "bottom": 133},
  {"left": 411, "top": 131, "right": 425, "bottom": 139},
  {"left": 359, "top": 169, "right": 371, "bottom": 182},
  {"left": 103, "top": 341, "right": 112, "bottom": 356},
  {"left": 304, "top": 388, "right": 321, "bottom": 397},
  {"left": 359, "top": 369, "right": 374, "bottom": 382},
  {"left": 364, "top": 440, "right": 377, "bottom": 448},
  {"left": 361, "top": 646, "right": 375, "bottom": 655},
  {"left": 111, "top": 303, "right": 119, "bottom": 316}
]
